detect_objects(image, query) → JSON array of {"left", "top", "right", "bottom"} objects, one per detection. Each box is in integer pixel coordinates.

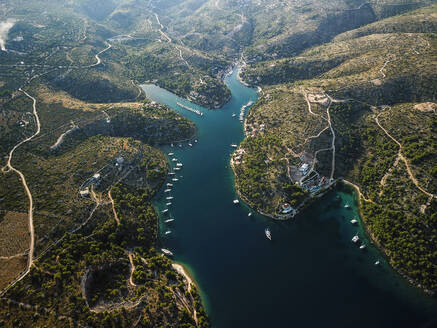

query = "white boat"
[
  {"left": 167, "top": 183, "right": 173, "bottom": 187},
  {"left": 232, "top": 113, "right": 236, "bottom": 117},
  {"left": 359, "top": 244, "right": 366, "bottom": 250},
  {"left": 164, "top": 219, "right": 175, "bottom": 223},
  {"left": 194, "top": 139, "right": 198, "bottom": 143},
  {"left": 166, "top": 196, "right": 174, "bottom": 200},
  {"left": 265, "top": 228, "right": 272, "bottom": 240},
  {"left": 171, "top": 143, "right": 174, "bottom": 147},
  {"left": 168, "top": 172, "right": 175, "bottom": 175},
  {"left": 188, "top": 143, "right": 193, "bottom": 147},
  {"left": 172, "top": 178, "right": 179, "bottom": 182},
  {"left": 161, "top": 248, "right": 173, "bottom": 256},
  {"left": 174, "top": 167, "right": 181, "bottom": 171},
  {"left": 374, "top": 260, "right": 380, "bottom": 266},
  {"left": 168, "top": 152, "right": 174, "bottom": 156},
  {"left": 345, "top": 204, "right": 350, "bottom": 208},
  {"left": 179, "top": 144, "right": 182, "bottom": 147},
  {"left": 164, "top": 189, "right": 171, "bottom": 192},
  {"left": 166, "top": 202, "right": 172, "bottom": 206},
  {"left": 350, "top": 219, "right": 358, "bottom": 224},
  {"left": 231, "top": 144, "right": 238, "bottom": 148},
  {"left": 172, "top": 158, "right": 178, "bottom": 162},
  {"left": 176, "top": 163, "right": 183, "bottom": 167},
  {"left": 248, "top": 212, "right": 252, "bottom": 217},
  {"left": 233, "top": 199, "right": 239, "bottom": 204},
  {"left": 352, "top": 235, "right": 359, "bottom": 243},
  {"left": 162, "top": 209, "right": 169, "bottom": 213},
  {"left": 165, "top": 230, "right": 172, "bottom": 235}
]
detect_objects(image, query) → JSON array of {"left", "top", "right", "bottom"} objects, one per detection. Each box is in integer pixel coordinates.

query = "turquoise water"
[{"left": 142, "top": 70, "right": 437, "bottom": 328}]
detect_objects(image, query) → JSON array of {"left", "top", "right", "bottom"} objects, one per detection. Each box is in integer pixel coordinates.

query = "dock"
[
  {"left": 239, "top": 100, "right": 254, "bottom": 121},
  {"left": 177, "top": 102, "right": 204, "bottom": 116}
]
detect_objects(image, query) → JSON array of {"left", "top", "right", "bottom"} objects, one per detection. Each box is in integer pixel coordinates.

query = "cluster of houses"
[
  {"left": 246, "top": 121, "right": 266, "bottom": 138},
  {"left": 232, "top": 148, "right": 246, "bottom": 166},
  {"left": 79, "top": 156, "right": 126, "bottom": 198}
]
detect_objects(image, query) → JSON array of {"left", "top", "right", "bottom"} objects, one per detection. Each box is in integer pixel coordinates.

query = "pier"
[{"left": 177, "top": 102, "right": 204, "bottom": 116}]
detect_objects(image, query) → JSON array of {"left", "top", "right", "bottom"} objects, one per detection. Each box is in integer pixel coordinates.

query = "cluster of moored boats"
[
  {"left": 345, "top": 203, "right": 380, "bottom": 266},
  {"left": 160, "top": 151, "right": 187, "bottom": 241}
]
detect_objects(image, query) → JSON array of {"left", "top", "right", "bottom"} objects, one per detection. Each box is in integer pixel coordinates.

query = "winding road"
[
  {"left": 375, "top": 110, "right": 436, "bottom": 199},
  {"left": 1, "top": 89, "right": 40, "bottom": 293}
]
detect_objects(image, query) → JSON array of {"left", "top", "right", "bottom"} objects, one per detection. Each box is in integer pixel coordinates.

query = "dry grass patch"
[
  {"left": 0, "top": 256, "right": 27, "bottom": 290},
  {"left": 0, "top": 211, "right": 29, "bottom": 257}
]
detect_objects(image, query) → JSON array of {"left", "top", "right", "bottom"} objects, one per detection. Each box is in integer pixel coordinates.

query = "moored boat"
[
  {"left": 162, "top": 209, "right": 169, "bottom": 213},
  {"left": 166, "top": 202, "right": 172, "bottom": 206},
  {"left": 164, "top": 218, "right": 175, "bottom": 223},
  {"left": 164, "top": 189, "right": 171, "bottom": 192},
  {"left": 265, "top": 228, "right": 272, "bottom": 240},
  {"left": 233, "top": 199, "right": 239, "bottom": 204},
  {"left": 172, "top": 178, "right": 179, "bottom": 182},
  {"left": 165, "top": 230, "right": 172, "bottom": 235},
  {"left": 350, "top": 219, "right": 358, "bottom": 224},
  {"left": 166, "top": 196, "right": 174, "bottom": 200},
  {"left": 352, "top": 235, "right": 359, "bottom": 243},
  {"left": 161, "top": 248, "right": 174, "bottom": 256}
]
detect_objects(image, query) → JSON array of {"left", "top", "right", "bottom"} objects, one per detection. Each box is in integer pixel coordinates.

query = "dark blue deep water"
[{"left": 142, "top": 69, "right": 437, "bottom": 328}]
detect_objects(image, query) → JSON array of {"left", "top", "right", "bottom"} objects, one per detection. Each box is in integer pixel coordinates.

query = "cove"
[{"left": 141, "top": 69, "right": 437, "bottom": 328}]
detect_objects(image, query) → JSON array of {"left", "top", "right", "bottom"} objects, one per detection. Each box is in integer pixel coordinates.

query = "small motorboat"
[
  {"left": 168, "top": 172, "right": 175, "bottom": 175},
  {"left": 248, "top": 212, "right": 252, "bottom": 217},
  {"left": 174, "top": 167, "right": 181, "bottom": 171},
  {"left": 352, "top": 235, "right": 359, "bottom": 243},
  {"left": 172, "top": 158, "right": 178, "bottom": 162},
  {"left": 162, "top": 209, "right": 169, "bottom": 213},
  {"left": 344, "top": 204, "right": 350, "bottom": 209},
  {"left": 172, "top": 178, "right": 179, "bottom": 182},
  {"left": 167, "top": 183, "right": 173, "bottom": 187},
  {"left": 164, "top": 219, "right": 175, "bottom": 223},
  {"left": 188, "top": 143, "right": 193, "bottom": 147},
  {"left": 161, "top": 248, "right": 173, "bottom": 256},
  {"left": 265, "top": 228, "right": 272, "bottom": 240},
  {"left": 359, "top": 244, "right": 366, "bottom": 250},
  {"left": 168, "top": 152, "right": 174, "bottom": 156},
  {"left": 164, "top": 189, "right": 172, "bottom": 193},
  {"left": 350, "top": 219, "right": 358, "bottom": 225},
  {"left": 231, "top": 144, "right": 238, "bottom": 148},
  {"left": 176, "top": 163, "right": 183, "bottom": 167},
  {"left": 233, "top": 199, "right": 239, "bottom": 204},
  {"left": 165, "top": 230, "right": 172, "bottom": 235},
  {"left": 374, "top": 260, "right": 380, "bottom": 266},
  {"left": 232, "top": 113, "right": 236, "bottom": 117},
  {"left": 166, "top": 202, "right": 172, "bottom": 206},
  {"left": 166, "top": 196, "right": 174, "bottom": 200}
]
